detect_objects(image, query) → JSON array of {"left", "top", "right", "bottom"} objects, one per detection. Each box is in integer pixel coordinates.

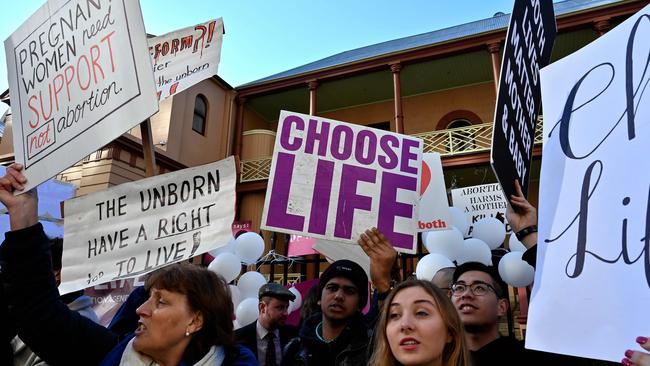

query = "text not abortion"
[
  {"left": 59, "top": 156, "right": 236, "bottom": 294},
  {"left": 148, "top": 18, "right": 224, "bottom": 101},
  {"left": 5, "top": 0, "right": 158, "bottom": 192},
  {"left": 261, "top": 111, "right": 422, "bottom": 254},
  {"left": 490, "top": 0, "right": 556, "bottom": 200}
]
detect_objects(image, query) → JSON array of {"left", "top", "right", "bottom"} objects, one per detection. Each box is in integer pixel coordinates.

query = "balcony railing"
[{"left": 240, "top": 119, "right": 544, "bottom": 183}]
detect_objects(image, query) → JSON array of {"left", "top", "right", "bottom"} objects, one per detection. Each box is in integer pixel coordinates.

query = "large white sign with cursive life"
[{"left": 526, "top": 5, "right": 650, "bottom": 362}]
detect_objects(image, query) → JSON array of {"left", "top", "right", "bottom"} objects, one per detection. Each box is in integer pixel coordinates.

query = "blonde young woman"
[{"left": 370, "top": 280, "right": 470, "bottom": 366}]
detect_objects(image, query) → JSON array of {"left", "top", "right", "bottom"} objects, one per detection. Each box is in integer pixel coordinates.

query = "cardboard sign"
[
  {"left": 59, "top": 156, "right": 236, "bottom": 294},
  {"left": 4, "top": 0, "right": 158, "bottom": 192},
  {"left": 418, "top": 153, "right": 451, "bottom": 232},
  {"left": 287, "top": 234, "right": 318, "bottom": 257},
  {"left": 526, "top": 5, "right": 650, "bottom": 361},
  {"left": 451, "top": 183, "right": 511, "bottom": 236},
  {"left": 148, "top": 18, "right": 224, "bottom": 101},
  {"left": 490, "top": 0, "right": 556, "bottom": 200},
  {"left": 261, "top": 111, "right": 422, "bottom": 254}
]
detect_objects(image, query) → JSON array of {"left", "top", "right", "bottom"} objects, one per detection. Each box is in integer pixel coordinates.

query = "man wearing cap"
[
  {"left": 282, "top": 259, "right": 370, "bottom": 366},
  {"left": 235, "top": 283, "right": 298, "bottom": 366}
]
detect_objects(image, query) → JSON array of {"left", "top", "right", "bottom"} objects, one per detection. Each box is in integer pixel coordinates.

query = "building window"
[
  {"left": 192, "top": 94, "right": 207, "bottom": 135},
  {"left": 367, "top": 121, "right": 390, "bottom": 131},
  {"left": 447, "top": 118, "right": 474, "bottom": 152},
  {"left": 446, "top": 118, "right": 472, "bottom": 129}
]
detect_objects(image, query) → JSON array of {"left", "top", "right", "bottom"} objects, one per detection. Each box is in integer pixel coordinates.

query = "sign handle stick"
[{"left": 139, "top": 119, "right": 157, "bottom": 178}]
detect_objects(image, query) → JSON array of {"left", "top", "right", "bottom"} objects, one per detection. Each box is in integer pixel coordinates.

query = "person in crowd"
[
  {"left": 450, "top": 261, "right": 528, "bottom": 365},
  {"left": 12, "top": 237, "right": 100, "bottom": 366},
  {"left": 297, "top": 285, "right": 320, "bottom": 329},
  {"left": 282, "top": 259, "right": 370, "bottom": 366},
  {"left": 623, "top": 337, "right": 650, "bottom": 366},
  {"left": 369, "top": 279, "right": 470, "bottom": 366},
  {"left": 505, "top": 180, "right": 538, "bottom": 267},
  {"left": 0, "top": 163, "right": 256, "bottom": 366},
  {"left": 1, "top": 277, "right": 16, "bottom": 365},
  {"left": 431, "top": 267, "right": 455, "bottom": 294},
  {"left": 235, "top": 283, "right": 298, "bottom": 366}
]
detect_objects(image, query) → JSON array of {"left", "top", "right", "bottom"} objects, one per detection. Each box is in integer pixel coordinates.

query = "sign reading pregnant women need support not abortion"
[
  {"left": 4, "top": 0, "right": 158, "bottom": 192},
  {"left": 261, "top": 111, "right": 423, "bottom": 254}
]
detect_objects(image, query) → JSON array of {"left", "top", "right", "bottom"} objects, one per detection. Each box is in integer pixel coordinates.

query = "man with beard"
[
  {"left": 282, "top": 259, "right": 370, "bottom": 366},
  {"left": 236, "top": 283, "right": 298, "bottom": 366}
]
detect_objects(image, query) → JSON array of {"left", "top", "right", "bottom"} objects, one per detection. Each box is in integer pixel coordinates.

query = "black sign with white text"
[{"left": 491, "top": 0, "right": 556, "bottom": 200}]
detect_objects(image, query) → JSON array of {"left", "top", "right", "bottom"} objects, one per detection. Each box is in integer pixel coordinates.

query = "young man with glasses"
[{"left": 451, "top": 262, "right": 531, "bottom": 365}]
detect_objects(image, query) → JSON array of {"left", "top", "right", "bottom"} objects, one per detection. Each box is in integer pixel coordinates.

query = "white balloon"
[
  {"left": 288, "top": 287, "right": 302, "bottom": 313},
  {"left": 415, "top": 253, "right": 455, "bottom": 281},
  {"left": 229, "top": 284, "right": 242, "bottom": 309},
  {"left": 498, "top": 251, "right": 535, "bottom": 287},
  {"left": 458, "top": 238, "right": 492, "bottom": 266},
  {"left": 235, "top": 232, "right": 265, "bottom": 264},
  {"left": 424, "top": 226, "right": 464, "bottom": 261},
  {"left": 236, "top": 298, "right": 260, "bottom": 326},
  {"left": 237, "top": 271, "right": 267, "bottom": 298},
  {"left": 472, "top": 217, "right": 506, "bottom": 250},
  {"left": 449, "top": 207, "right": 470, "bottom": 237},
  {"left": 508, "top": 234, "right": 527, "bottom": 252},
  {"left": 208, "top": 252, "right": 242, "bottom": 283},
  {"left": 233, "top": 319, "right": 242, "bottom": 330},
  {"left": 209, "top": 237, "right": 236, "bottom": 257}
]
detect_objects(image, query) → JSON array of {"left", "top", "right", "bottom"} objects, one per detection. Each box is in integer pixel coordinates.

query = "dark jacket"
[
  {"left": 0, "top": 223, "right": 118, "bottom": 366},
  {"left": 99, "top": 334, "right": 257, "bottom": 366},
  {"left": 0, "top": 223, "right": 255, "bottom": 366},
  {"left": 234, "top": 320, "right": 297, "bottom": 361},
  {"left": 1, "top": 281, "right": 16, "bottom": 366},
  {"left": 281, "top": 312, "right": 370, "bottom": 366}
]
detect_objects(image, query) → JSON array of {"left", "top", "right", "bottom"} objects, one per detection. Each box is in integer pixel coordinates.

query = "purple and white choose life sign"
[{"left": 261, "top": 111, "right": 423, "bottom": 254}]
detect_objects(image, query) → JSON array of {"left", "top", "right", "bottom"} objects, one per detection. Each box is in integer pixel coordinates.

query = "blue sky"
[{"left": 0, "top": 0, "right": 529, "bottom": 116}]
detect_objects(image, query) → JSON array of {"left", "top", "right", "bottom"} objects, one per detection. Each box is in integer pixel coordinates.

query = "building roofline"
[{"left": 236, "top": 0, "right": 641, "bottom": 92}]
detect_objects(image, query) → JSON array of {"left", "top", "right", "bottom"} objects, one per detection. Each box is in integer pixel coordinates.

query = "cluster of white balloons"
[
  {"left": 207, "top": 232, "right": 266, "bottom": 282},
  {"left": 416, "top": 207, "right": 535, "bottom": 288},
  {"left": 204, "top": 231, "right": 305, "bottom": 330}
]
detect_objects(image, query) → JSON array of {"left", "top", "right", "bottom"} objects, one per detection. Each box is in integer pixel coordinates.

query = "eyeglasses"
[{"left": 450, "top": 281, "right": 497, "bottom": 297}]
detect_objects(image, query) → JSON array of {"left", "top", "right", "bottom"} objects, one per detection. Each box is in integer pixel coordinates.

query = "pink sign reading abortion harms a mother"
[{"left": 261, "top": 111, "right": 423, "bottom": 254}]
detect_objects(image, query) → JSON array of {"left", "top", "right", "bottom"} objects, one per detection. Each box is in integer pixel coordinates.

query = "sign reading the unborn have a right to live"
[
  {"left": 59, "top": 157, "right": 236, "bottom": 295},
  {"left": 4, "top": 0, "right": 158, "bottom": 192},
  {"left": 261, "top": 111, "right": 423, "bottom": 254}
]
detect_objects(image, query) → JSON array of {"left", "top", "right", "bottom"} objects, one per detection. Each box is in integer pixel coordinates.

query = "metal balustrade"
[{"left": 240, "top": 119, "right": 544, "bottom": 183}]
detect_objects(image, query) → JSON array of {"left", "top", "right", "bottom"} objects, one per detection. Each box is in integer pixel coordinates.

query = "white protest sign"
[
  {"left": 451, "top": 183, "right": 511, "bottom": 236},
  {"left": 60, "top": 156, "right": 236, "bottom": 294},
  {"left": 313, "top": 240, "right": 370, "bottom": 277},
  {"left": 418, "top": 152, "right": 451, "bottom": 232},
  {"left": 149, "top": 18, "right": 224, "bottom": 101},
  {"left": 261, "top": 111, "right": 422, "bottom": 254},
  {"left": 526, "top": 5, "right": 650, "bottom": 361},
  {"left": 5, "top": 0, "right": 158, "bottom": 192}
]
